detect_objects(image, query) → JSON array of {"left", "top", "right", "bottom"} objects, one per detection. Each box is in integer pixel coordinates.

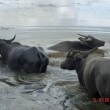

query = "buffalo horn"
[
  {"left": 77, "top": 33, "right": 87, "bottom": 38},
  {"left": 67, "top": 49, "right": 80, "bottom": 58},
  {"left": 70, "top": 47, "right": 97, "bottom": 58},
  {"left": 5, "top": 34, "right": 16, "bottom": 43},
  {"left": 66, "top": 49, "right": 73, "bottom": 58},
  {"left": 78, "top": 37, "right": 86, "bottom": 41},
  {"left": 80, "top": 47, "right": 97, "bottom": 56},
  {"left": 78, "top": 35, "right": 92, "bottom": 42}
]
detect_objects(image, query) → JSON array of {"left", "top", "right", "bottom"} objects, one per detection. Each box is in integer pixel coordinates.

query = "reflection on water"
[{"left": 0, "top": 0, "right": 110, "bottom": 27}]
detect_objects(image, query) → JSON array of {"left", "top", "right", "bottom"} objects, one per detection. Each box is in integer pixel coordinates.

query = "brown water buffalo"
[
  {"left": 48, "top": 34, "right": 105, "bottom": 52},
  {"left": 0, "top": 35, "right": 49, "bottom": 74},
  {"left": 61, "top": 48, "right": 110, "bottom": 104}
]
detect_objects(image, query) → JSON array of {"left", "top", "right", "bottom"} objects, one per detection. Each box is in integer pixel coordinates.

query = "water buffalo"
[
  {"left": 0, "top": 35, "right": 49, "bottom": 74},
  {"left": 61, "top": 48, "right": 110, "bottom": 104},
  {"left": 48, "top": 34, "right": 105, "bottom": 52}
]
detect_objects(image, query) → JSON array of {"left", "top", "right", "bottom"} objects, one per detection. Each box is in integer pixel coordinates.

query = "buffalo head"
[
  {"left": 78, "top": 34, "right": 105, "bottom": 48},
  {"left": 0, "top": 35, "right": 16, "bottom": 59},
  {"left": 61, "top": 47, "right": 97, "bottom": 70}
]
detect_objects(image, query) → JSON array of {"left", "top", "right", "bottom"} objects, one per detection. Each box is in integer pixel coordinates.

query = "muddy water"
[{"left": 0, "top": 0, "right": 110, "bottom": 110}]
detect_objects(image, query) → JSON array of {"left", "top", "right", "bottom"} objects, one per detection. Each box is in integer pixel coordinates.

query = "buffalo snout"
[
  {"left": 100, "top": 41, "right": 105, "bottom": 46},
  {"left": 60, "top": 59, "right": 75, "bottom": 70},
  {"left": 60, "top": 62, "right": 66, "bottom": 69}
]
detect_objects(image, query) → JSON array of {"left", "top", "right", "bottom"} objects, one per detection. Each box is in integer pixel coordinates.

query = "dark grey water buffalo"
[
  {"left": 61, "top": 48, "right": 110, "bottom": 103},
  {"left": 0, "top": 35, "right": 49, "bottom": 74},
  {"left": 48, "top": 34, "right": 105, "bottom": 52}
]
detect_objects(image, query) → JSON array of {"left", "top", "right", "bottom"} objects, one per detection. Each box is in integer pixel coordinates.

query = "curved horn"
[
  {"left": 67, "top": 49, "right": 80, "bottom": 58},
  {"left": 71, "top": 47, "right": 97, "bottom": 57},
  {"left": 80, "top": 47, "right": 97, "bottom": 57},
  {"left": 77, "top": 33, "right": 87, "bottom": 38},
  {"left": 78, "top": 36, "right": 92, "bottom": 42},
  {"left": 66, "top": 49, "right": 73, "bottom": 58},
  {"left": 78, "top": 37, "right": 86, "bottom": 41},
  {"left": 5, "top": 34, "right": 16, "bottom": 43}
]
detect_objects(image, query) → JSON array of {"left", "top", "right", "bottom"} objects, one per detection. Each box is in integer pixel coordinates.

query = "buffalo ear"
[
  {"left": 85, "top": 37, "right": 92, "bottom": 42},
  {"left": 74, "top": 53, "right": 82, "bottom": 61},
  {"left": 78, "top": 37, "right": 88, "bottom": 46},
  {"left": 78, "top": 37, "right": 92, "bottom": 43},
  {"left": 78, "top": 37, "right": 86, "bottom": 41}
]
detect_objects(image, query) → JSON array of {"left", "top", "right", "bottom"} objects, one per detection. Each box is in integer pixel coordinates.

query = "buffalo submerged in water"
[
  {"left": 48, "top": 34, "right": 105, "bottom": 52},
  {"left": 61, "top": 47, "right": 110, "bottom": 104},
  {"left": 0, "top": 35, "right": 49, "bottom": 74}
]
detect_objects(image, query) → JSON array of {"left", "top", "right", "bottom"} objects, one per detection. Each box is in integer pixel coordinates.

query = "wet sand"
[{"left": 0, "top": 0, "right": 110, "bottom": 110}]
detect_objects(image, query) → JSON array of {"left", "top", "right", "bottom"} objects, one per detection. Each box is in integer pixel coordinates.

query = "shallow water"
[{"left": 0, "top": 0, "right": 110, "bottom": 110}]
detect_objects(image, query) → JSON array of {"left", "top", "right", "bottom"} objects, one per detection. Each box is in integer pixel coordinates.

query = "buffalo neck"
[{"left": 74, "top": 58, "right": 87, "bottom": 86}]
